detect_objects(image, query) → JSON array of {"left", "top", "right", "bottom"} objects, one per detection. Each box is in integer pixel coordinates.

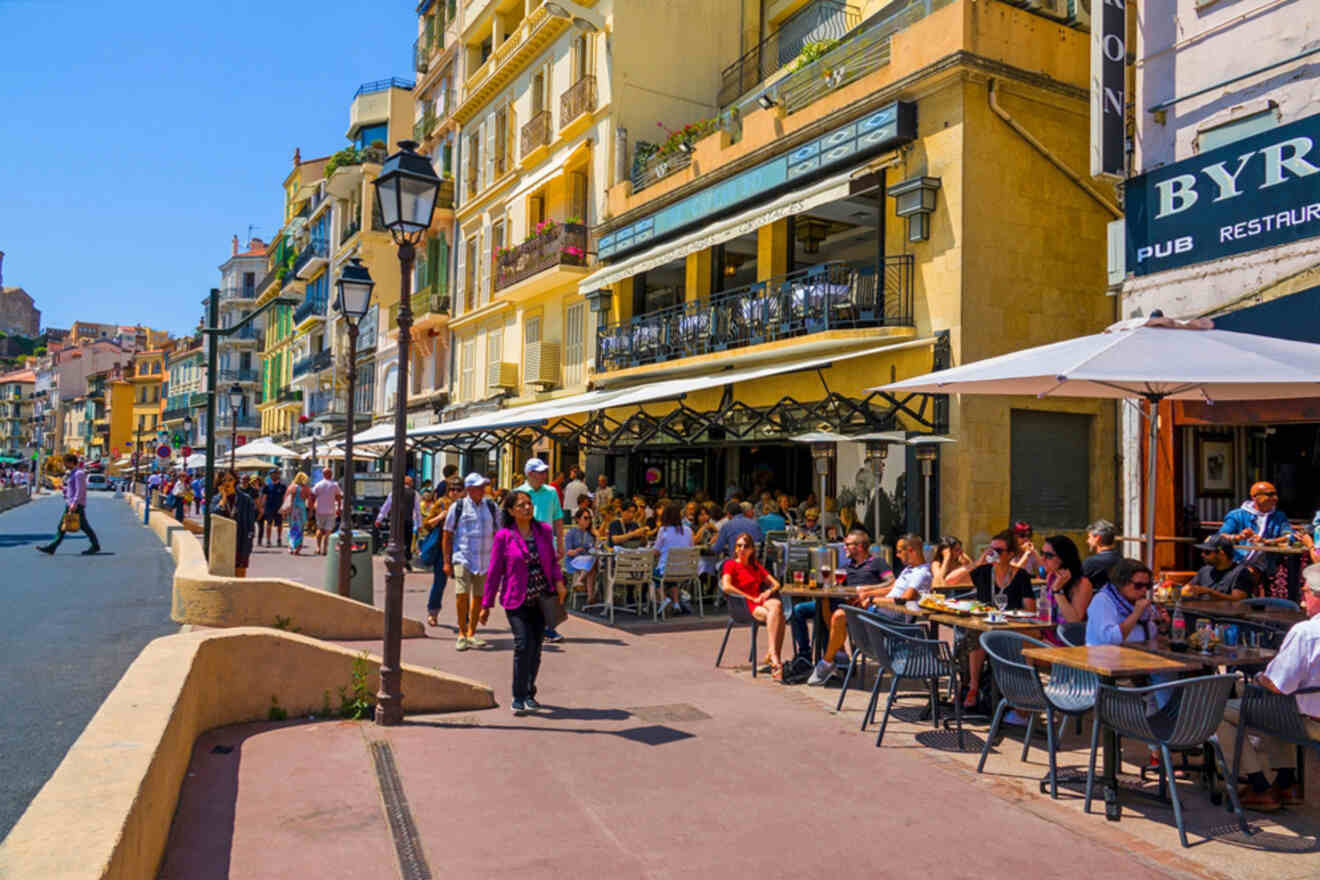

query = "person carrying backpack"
[{"left": 443, "top": 473, "right": 500, "bottom": 651}]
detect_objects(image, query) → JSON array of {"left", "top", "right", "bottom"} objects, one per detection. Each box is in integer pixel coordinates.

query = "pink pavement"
[{"left": 157, "top": 542, "right": 1190, "bottom": 880}]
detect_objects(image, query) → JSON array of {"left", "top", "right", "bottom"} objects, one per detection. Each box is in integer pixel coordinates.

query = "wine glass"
[
  {"left": 1195, "top": 620, "right": 1212, "bottom": 654},
  {"left": 993, "top": 591, "right": 1008, "bottom": 619}
]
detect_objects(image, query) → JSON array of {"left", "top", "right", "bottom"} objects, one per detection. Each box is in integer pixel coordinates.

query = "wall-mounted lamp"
[
  {"left": 887, "top": 176, "right": 942, "bottom": 242},
  {"left": 757, "top": 93, "right": 777, "bottom": 111}
]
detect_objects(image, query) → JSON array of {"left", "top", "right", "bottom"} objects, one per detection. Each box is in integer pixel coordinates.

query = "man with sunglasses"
[
  {"left": 794, "top": 529, "right": 892, "bottom": 684},
  {"left": 1184, "top": 534, "right": 1251, "bottom": 601},
  {"left": 1219, "top": 481, "right": 1292, "bottom": 564}
]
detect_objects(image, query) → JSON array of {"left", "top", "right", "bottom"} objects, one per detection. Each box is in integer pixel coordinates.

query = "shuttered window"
[
  {"left": 563, "top": 302, "right": 584, "bottom": 386},
  {"left": 1010, "top": 409, "right": 1091, "bottom": 529}
]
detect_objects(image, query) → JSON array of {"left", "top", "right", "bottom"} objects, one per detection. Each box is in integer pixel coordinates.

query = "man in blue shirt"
[
  {"left": 713, "top": 500, "right": 763, "bottom": 557},
  {"left": 1219, "top": 482, "right": 1293, "bottom": 563}
]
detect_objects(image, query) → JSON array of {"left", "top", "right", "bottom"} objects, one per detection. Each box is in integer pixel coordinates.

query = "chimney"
[
  {"left": 0, "top": 250, "right": 5, "bottom": 288},
  {"left": 294, "top": 147, "right": 302, "bottom": 166},
  {"left": 232, "top": 235, "right": 239, "bottom": 256}
]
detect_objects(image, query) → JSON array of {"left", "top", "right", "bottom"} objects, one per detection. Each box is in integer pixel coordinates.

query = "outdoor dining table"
[
  {"left": 1021, "top": 645, "right": 1201, "bottom": 815},
  {"left": 779, "top": 585, "right": 857, "bottom": 662},
  {"left": 1235, "top": 542, "right": 1311, "bottom": 603}
]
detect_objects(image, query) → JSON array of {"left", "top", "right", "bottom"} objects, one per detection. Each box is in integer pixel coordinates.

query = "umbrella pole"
[{"left": 1144, "top": 395, "right": 1161, "bottom": 569}]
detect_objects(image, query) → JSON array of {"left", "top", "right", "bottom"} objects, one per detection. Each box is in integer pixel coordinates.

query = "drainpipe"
[{"left": 987, "top": 78, "right": 1121, "bottom": 219}]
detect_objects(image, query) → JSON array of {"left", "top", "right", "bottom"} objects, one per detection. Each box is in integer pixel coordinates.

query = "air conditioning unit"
[
  {"left": 1067, "top": 0, "right": 1091, "bottom": 29},
  {"left": 1023, "top": 0, "right": 1069, "bottom": 21},
  {"left": 487, "top": 361, "right": 518, "bottom": 390},
  {"left": 524, "top": 341, "right": 561, "bottom": 389}
]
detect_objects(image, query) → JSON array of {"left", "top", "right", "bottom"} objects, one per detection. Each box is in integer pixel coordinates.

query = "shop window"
[{"left": 1010, "top": 410, "right": 1091, "bottom": 529}]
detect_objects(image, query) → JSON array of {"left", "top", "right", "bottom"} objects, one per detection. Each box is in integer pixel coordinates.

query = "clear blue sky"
[{"left": 0, "top": 0, "right": 415, "bottom": 337}]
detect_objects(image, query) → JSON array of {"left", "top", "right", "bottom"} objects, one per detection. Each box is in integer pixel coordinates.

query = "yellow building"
[
  {"left": 102, "top": 366, "right": 136, "bottom": 473},
  {"left": 129, "top": 349, "right": 165, "bottom": 453}
]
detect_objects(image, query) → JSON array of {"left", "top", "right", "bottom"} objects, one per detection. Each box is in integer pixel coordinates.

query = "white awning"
[
  {"left": 385, "top": 336, "right": 936, "bottom": 447},
  {"left": 577, "top": 168, "right": 859, "bottom": 294}
]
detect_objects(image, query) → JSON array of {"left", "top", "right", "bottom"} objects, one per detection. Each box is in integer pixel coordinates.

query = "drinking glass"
[
  {"left": 993, "top": 592, "right": 1008, "bottom": 619},
  {"left": 1195, "top": 620, "right": 1212, "bottom": 654}
]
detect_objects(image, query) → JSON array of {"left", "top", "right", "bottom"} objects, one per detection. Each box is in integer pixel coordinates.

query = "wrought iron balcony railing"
[
  {"left": 276, "top": 388, "right": 304, "bottom": 405},
  {"left": 520, "top": 110, "right": 551, "bottom": 156},
  {"left": 221, "top": 284, "right": 257, "bottom": 301},
  {"left": 560, "top": 75, "right": 597, "bottom": 126},
  {"left": 293, "top": 236, "right": 329, "bottom": 279},
  {"left": 293, "top": 293, "right": 327, "bottom": 325},
  {"left": 718, "top": 0, "right": 860, "bottom": 107},
  {"left": 631, "top": 148, "right": 691, "bottom": 194},
  {"left": 494, "top": 222, "right": 588, "bottom": 293},
  {"left": 411, "top": 288, "right": 450, "bottom": 317},
  {"left": 291, "top": 348, "right": 334, "bottom": 379},
  {"left": 595, "top": 258, "right": 913, "bottom": 372},
  {"left": 219, "top": 368, "right": 260, "bottom": 383}
]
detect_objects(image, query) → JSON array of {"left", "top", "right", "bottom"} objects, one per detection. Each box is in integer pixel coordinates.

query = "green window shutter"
[
  {"left": 436, "top": 235, "right": 449, "bottom": 294},
  {"left": 427, "top": 237, "right": 442, "bottom": 288}
]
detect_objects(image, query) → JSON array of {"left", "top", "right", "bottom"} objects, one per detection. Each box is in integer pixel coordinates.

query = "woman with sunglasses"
[
  {"left": 482, "top": 490, "right": 563, "bottom": 714},
  {"left": 720, "top": 532, "right": 787, "bottom": 679},
  {"left": 423, "top": 479, "right": 466, "bottom": 627},
  {"left": 1038, "top": 535, "right": 1093, "bottom": 643}
]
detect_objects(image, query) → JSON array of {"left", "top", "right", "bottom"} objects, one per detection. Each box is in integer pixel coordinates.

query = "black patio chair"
[
  {"left": 1084, "top": 674, "right": 1247, "bottom": 847},
  {"left": 1056, "top": 622, "right": 1087, "bottom": 647},
  {"left": 862, "top": 616, "right": 963, "bottom": 750},
  {"left": 1241, "top": 597, "right": 1301, "bottom": 612},
  {"left": 1227, "top": 677, "right": 1320, "bottom": 810},
  {"left": 855, "top": 613, "right": 926, "bottom": 730},
  {"left": 715, "top": 591, "right": 764, "bottom": 678}
]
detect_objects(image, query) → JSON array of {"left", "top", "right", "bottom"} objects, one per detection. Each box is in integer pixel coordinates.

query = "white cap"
[
  {"left": 524, "top": 457, "right": 549, "bottom": 474},
  {"left": 463, "top": 472, "right": 490, "bottom": 488}
]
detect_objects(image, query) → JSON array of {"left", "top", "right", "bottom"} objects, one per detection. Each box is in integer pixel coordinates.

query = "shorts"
[
  {"left": 265, "top": 512, "right": 283, "bottom": 527},
  {"left": 316, "top": 514, "right": 337, "bottom": 532},
  {"left": 452, "top": 564, "right": 487, "bottom": 597}
]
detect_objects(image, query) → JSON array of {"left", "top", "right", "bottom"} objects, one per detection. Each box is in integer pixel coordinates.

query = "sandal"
[
  {"left": 426, "top": 614, "right": 438, "bottom": 627},
  {"left": 771, "top": 663, "right": 785, "bottom": 682},
  {"left": 962, "top": 687, "right": 979, "bottom": 709}
]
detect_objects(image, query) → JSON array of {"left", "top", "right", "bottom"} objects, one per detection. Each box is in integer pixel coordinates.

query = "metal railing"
[
  {"left": 306, "top": 390, "right": 335, "bottom": 416},
  {"left": 276, "top": 388, "right": 304, "bottom": 404},
  {"left": 219, "top": 368, "right": 260, "bottom": 383},
  {"left": 631, "top": 148, "right": 691, "bottom": 194},
  {"left": 228, "top": 325, "right": 260, "bottom": 342},
  {"left": 291, "top": 348, "right": 334, "bottom": 379},
  {"left": 520, "top": 110, "right": 551, "bottom": 156},
  {"left": 215, "top": 412, "right": 261, "bottom": 429},
  {"left": 354, "top": 77, "right": 415, "bottom": 98},
  {"left": 595, "top": 258, "right": 913, "bottom": 372},
  {"left": 221, "top": 284, "right": 256, "bottom": 301},
  {"left": 560, "top": 75, "right": 597, "bottom": 125},
  {"left": 342, "top": 217, "right": 361, "bottom": 242},
  {"left": 779, "top": 0, "right": 946, "bottom": 115},
  {"left": 494, "top": 222, "right": 588, "bottom": 292},
  {"left": 411, "top": 289, "right": 450, "bottom": 316},
  {"left": 413, "top": 109, "right": 437, "bottom": 143},
  {"left": 718, "top": 0, "right": 860, "bottom": 107},
  {"left": 293, "top": 236, "right": 328, "bottom": 278},
  {"left": 293, "top": 294, "right": 327, "bottom": 325}
]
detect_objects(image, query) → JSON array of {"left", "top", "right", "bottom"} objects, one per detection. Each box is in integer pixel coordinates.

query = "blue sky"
[{"left": 0, "top": 1, "right": 415, "bottom": 336}]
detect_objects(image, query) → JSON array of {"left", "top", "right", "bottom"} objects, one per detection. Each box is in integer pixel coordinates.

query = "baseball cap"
[
  {"left": 524, "top": 457, "right": 549, "bottom": 474},
  {"left": 463, "top": 472, "right": 490, "bottom": 488},
  {"left": 1192, "top": 534, "right": 1235, "bottom": 554}
]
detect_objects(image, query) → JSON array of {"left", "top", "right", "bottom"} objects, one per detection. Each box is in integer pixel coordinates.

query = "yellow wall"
[{"left": 107, "top": 383, "right": 134, "bottom": 463}]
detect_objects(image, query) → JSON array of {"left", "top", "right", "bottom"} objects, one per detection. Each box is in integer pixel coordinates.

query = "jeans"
[
  {"left": 790, "top": 600, "right": 816, "bottom": 661},
  {"left": 427, "top": 565, "right": 447, "bottom": 613},
  {"left": 49, "top": 504, "right": 100, "bottom": 551},
  {"left": 506, "top": 600, "right": 547, "bottom": 701}
]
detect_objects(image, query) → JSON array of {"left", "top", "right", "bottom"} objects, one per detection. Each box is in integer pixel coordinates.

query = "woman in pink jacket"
[{"left": 481, "top": 490, "right": 564, "bottom": 715}]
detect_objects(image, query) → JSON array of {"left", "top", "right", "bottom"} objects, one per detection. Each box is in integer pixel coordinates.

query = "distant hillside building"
[{"left": 0, "top": 252, "right": 41, "bottom": 337}]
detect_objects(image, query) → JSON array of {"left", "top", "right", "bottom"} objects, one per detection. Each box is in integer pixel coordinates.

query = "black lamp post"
[
  {"left": 227, "top": 383, "right": 243, "bottom": 472},
  {"left": 372, "top": 140, "right": 442, "bottom": 726},
  {"left": 334, "top": 257, "right": 375, "bottom": 600}
]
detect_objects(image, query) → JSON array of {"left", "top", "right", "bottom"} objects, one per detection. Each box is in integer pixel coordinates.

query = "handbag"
[
  {"left": 537, "top": 592, "right": 567, "bottom": 629},
  {"left": 418, "top": 527, "right": 442, "bottom": 566},
  {"left": 62, "top": 509, "right": 81, "bottom": 532}
]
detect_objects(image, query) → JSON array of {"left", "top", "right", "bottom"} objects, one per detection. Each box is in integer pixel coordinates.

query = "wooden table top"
[
  {"left": 779, "top": 586, "right": 856, "bottom": 600},
  {"left": 1022, "top": 644, "right": 1201, "bottom": 678},
  {"left": 1132, "top": 639, "right": 1276, "bottom": 669},
  {"left": 1235, "top": 543, "right": 1311, "bottom": 556},
  {"left": 1157, "top": 600, "right": 1305, "bottom": 627},
  {"left": 926, "top": 613, "right": 1050, "bottom": 633}
]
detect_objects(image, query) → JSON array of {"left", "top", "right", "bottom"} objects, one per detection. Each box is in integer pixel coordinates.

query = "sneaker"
[
  {"left": 511, "top": 699, "right": 526, "bottom": 716},
  {"left": 468, "top": 636, "right": 488, "bottom": 648},
  {"left": 658, "top": 597, "right": 673, "bottom": 617},
  {"left": 524, "top": 697, "right": 541, "bottom": 710},
  {"left": 36, "top": 545, "right": 55, "bottom": 555},
  {"left": 456, "top": 637, "right": 470, "bottom": 651},
  {"left": 807, "top": 660, "right": 835, "bottom": 686},
  {"left": 1003, "top": 710, "right": 1031, "bottom": 727},
  {"left": 81, "top": 547, "right": 100, "bottom": 556},
  {"left": 544, "top": 629, "right": 564, "bottom": 643}
]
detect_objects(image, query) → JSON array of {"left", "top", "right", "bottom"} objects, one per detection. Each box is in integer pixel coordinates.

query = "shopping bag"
[{"left": 62, "top": 510, "right": 81, "bottom": 532}]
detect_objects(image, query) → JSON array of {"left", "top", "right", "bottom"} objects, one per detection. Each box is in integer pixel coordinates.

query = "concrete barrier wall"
[
  {"left": 0, "top": 486, "right": 29, "bottom": 513},
  {"left": 128, "top": 495, "right": 425, "bottom": 640},
  {"left": 0, "top": 627, "right": 494, "bottom": 880}
]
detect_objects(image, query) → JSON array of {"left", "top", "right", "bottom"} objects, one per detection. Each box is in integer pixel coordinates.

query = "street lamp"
[
  {"left": 372, "top": 140, "right": 442, "bottom": 726},
  {"left": 334, "top": 256, "right": 375, "bottom": 599},
  {"left": 227, "top": 383, "right": 243, "bottom": 472},
  {"left": 909, "top": 435, "right": 954, "bottom": 540}
]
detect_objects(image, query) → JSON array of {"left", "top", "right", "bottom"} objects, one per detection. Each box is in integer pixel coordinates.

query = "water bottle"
[{"left": 1171, "top": 602, "right": 1186, "bottom": 646}]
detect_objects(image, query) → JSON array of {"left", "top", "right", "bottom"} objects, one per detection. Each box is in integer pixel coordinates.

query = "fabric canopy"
[
  {"left": 877, "top": 314, "right": 1320, "bottom": 564},
  {"left": 229, "top": 437, "right": 301, "bottom": 458}
]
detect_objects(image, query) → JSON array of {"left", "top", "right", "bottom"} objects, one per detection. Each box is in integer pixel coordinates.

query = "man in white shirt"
[
  {"left": 310, "top": 467, "right": 342, "bottom": 555},
  {"left": 1216, "top": 598, "right": 1320, "bottom": 812},
  {"left": 562, "top": 467, "right": 589, "bottom": 522},
  {"left": 881, "top": 534, "right": 933, "bottom": 602}
]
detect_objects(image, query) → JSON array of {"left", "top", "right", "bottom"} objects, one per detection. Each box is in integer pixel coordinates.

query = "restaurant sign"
[{"left": 1125, "top": 112, "right": 1320, "bottom": 276}]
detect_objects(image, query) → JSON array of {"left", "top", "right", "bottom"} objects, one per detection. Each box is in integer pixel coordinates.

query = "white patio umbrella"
[
  {"left": 875, "top": 313, "right": 1320, "bottom": 565},
  {"left": 229, "top": 436, "right": 301, "bottom": 458}
]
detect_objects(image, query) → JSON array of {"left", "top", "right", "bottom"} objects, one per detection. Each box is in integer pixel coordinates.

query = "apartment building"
[
  {"left": 212, "top": 237, "right": 267, "bottom": 459},
  {"left": 0, "top": 368, "right": 35, "bottom": 464},
  {"left": 163, "top": 335, "right": 205, "bottom": 451}
]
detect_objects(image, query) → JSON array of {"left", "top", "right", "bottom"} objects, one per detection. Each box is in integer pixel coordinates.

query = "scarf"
[{"left": 1102, "top": 583, "right": 1153, "bottom": 641}]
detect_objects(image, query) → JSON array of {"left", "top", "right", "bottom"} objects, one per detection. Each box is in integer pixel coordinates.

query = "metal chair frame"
[
  {"left": 1227, "top": 677, "right": 1320, "bottom": 810},
  {"left": 861, "top": 616, "right": 964, "bottom": 750},
  {"left": 657, "top": 546, "right": 704, "bottom": 617},
  {"left": 607, "top": 548, "right": 655, "bottom": 624},
  {"left": 715, "top": 590, "right": 765, "bottom": 677}
]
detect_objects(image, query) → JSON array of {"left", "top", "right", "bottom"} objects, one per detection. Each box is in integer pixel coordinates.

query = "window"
[
  {"left": 356, "top": 123, "right": 388, "bottom": 151},
  {"left": 1196, "top": 107, "right": 1279, "bottom": 153},
  {"left": 563, "top": 303, "right": 585, "bottom": 386},
  {"left": 467, "top": 130, "right": 482, "bottom": 194},
  {"left": 569, "top": 171, "right": 588, "bottom": 223},
  {"left": 465, "top": 236, "right": 478, "bottom": 310},
  {"left": 494, "top": 106, "right": 508, "bottom": 176},
  {"left": 460, "top": 338, "right": 476, "bottom": 400},
  {"left": 532, "top": 71, "right": 545, "bottom": 115},
  {"left": 573, "top": 34, "right": 588, "bottom": 81},
  {"left": 523, "top": 315, "right": 541, "bottom": 373},
  {"left": 1010, "top": 410, "right": 1091, "bottom": 528},
  {"left": 486, "top": 325, "right": 503, "bottom": 373}
]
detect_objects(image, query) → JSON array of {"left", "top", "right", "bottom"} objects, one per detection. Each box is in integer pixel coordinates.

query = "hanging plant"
[{"left": 794, "top": 39, "right": 840, "bottom": 70}]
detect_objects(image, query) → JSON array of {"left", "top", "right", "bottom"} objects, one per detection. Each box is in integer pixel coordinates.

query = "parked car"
[{"left": 87, "top": 473, "right": 110, "bottom": 491}]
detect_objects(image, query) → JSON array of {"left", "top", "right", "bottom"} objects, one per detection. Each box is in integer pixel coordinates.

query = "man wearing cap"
[
  {"left": 443, "top": 473, "right": 500, "bottom": 650},
  {"left": 517, "top": 457, "right": 567, "bottom": 641},
  {"left": 1184, "top": 534, "right": 1251, "bottom": 601},
  {"left": 1216, "top": 581, "right": 1320, "bottom": 811}
]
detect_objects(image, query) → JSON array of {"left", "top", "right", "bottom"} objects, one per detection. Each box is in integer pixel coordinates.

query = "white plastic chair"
[
  {"left": 608, "top": 548, "right": 654, "bottom": 624},
  {"left": 658, "top": 546, "right": 703, "bottom": 616}
]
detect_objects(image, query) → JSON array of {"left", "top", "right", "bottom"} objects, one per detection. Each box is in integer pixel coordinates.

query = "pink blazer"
[{"left": 483, "top": 521, "right": 563, "bottom": 610}]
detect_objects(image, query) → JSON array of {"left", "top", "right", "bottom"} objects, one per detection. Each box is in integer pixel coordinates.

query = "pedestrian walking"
[
  {"left": 515, "top": 457, "right": 567, "bottom": 642},
  {"left": 422, "top": 478, "right": 464, "bottom": 626},
  {"left": 481, "top": 489, "right": 564, "bottom": 715},
  {"left": 261, "top": 469, "right": 287, "bottom": 547},
  {"left": 211, "top": 469, "right": 257, "bottom": 577},
  {"left": 37, "top": 453, "right": 101, "bottom": 556},
  {"left": 284, "top": 472, "right": 312, "bottom": 555},
  {"left": 310, "top": 467, "right": 341, "bottom": 555},
  {"left": 376, "top": 475, "right": 422, "bottom": 572},
  {"left": 443, "top": 473, "right": 499, "bottom": 646}
]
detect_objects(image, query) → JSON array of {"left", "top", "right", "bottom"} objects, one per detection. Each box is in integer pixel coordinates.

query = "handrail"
[
  {"left": 354, "top": 77, "right": 415, "bottom": 98},
  {"left": 718, "top": 0, "right": 860, "bottom": 107}
]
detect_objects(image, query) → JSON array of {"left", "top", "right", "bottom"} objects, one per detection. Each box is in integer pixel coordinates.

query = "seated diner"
[
  {"left": 1183, "top": 534, "right": 1252, "bottom": 602},
  {"left": 721, "top": 533, "right": 786, "bottom": 679},
  {"left": 789, "top": 528, "right": 892, "bottom": 683}
]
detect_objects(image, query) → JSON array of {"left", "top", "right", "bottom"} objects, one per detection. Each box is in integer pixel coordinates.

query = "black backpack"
[{"left": 781, "top": 655, "right": 814, "bottom": 685}]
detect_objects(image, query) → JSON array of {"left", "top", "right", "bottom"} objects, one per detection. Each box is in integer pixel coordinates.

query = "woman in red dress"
[{"left": 720, "top": 532, "right": 787, "bottom": 679}]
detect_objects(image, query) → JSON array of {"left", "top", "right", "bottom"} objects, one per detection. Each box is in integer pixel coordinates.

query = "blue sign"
[
  {"left": 600, "top": 101, "right": 916, "bottom": 261},
  {"left": 1125, "top": 112, "right": 1320, "bottom": 276}
]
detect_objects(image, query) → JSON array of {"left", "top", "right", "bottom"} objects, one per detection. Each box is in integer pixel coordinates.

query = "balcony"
[
  {"left": 293, "top": 293, "right": 328, "bottom": 326},
  {"left": 215, "top": 412, "right": 261, "bottom": 429},
  {"left": 306, "top": 390, "right": 335, "bottom": 417},
  {"left": 162, "top": 406, "right": 192, "bottom": 423},
  {"left": 631, "top": 148, "right": 692, "bottom": 195},
  {"left": 414, "top": 36, "right": 430, "bottom": 74},
  {"left": 520, "top": 110, "right": 551, "bottom": 158},
  {"left": 718, "top": 1, "right": 861, "bottom": 107},
  {"left": 595, "top": 258, "right": 913, "bottom": 373},
  {"left": 276, "top": 388, "right": 304, "bottom": 405},
  {"left": 293, "top": 236, "right": 329, "bottom": 280},
  {"left": 227, "top": 325, "right": 261, "bottom": 345},
  {"left": 411, "top": 288, "right": 450, "bottom": 334},
  {"left": 291, "top": 348, "right": 334, "bottom": 379},
  {"left": 257, "top": 266, "right": 280, "bottom": 295},
  {"left": 219, "top": 368, "right": 260, "bottom": 383},
  {"left": 221, "top": 283, "right": 257, "bottom": 302},
  {"left": 494, "top": 221, "right": 588, "bottom": 296},
  {"left": 560, "top": 75, "right": 597, "bottom": 128},
  {"left": 435, "top": 177, "right": 455, "bottom": 211}
]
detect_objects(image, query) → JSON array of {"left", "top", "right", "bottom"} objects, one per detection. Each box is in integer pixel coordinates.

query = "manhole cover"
[{"left": 624, "top": 704, "right": 711, "bottom": 723}]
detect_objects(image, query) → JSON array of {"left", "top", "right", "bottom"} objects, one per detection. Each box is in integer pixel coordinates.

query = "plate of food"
[{"left": 1003, "top": 610, "right": 1038, "bottom": 619}]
